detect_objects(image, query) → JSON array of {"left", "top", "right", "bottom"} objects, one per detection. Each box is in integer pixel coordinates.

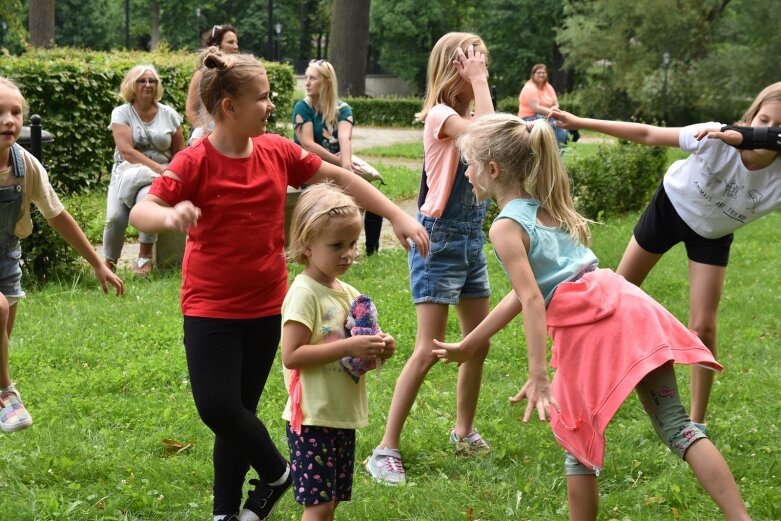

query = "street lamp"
[
  {"left": 274, "top": 23, "right": 282, "bottom": 61},
  {"left": 662, "top": 51, "right": 670, "bottom": 124},
  {"left": 195, "top": 8, "right": 201, "bottom": 49}
]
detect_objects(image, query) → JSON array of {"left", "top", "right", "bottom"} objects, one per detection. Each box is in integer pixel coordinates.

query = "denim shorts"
[
  {"left": 0, "top": 241, "right": 24, "bottom": 301},
  {"left": 408, "top": 214, "right": 490, "bottom": 305}
]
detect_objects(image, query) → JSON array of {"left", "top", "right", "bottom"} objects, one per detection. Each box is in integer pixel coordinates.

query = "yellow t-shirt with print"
[{"left": 281, "top": 273, "right": 368, "bottom": 429}]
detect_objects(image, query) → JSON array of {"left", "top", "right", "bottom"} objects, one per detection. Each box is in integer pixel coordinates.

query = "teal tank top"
[{"left": 494, "top": 198, "right": 598, "bottom": 305}]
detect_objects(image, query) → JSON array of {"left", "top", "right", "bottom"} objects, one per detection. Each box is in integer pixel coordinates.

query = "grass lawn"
[{"left": 2, "top": 145, "right": 779, "bottom": 520}]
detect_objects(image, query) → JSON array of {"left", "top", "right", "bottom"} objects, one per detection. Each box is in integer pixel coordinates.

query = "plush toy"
[{"left": 340, "top": 294, "right": 381, "bottom": 382}]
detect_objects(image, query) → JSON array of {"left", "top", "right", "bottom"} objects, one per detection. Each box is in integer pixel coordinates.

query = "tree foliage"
[{"left": 555, "top": 0, "right": 780, "bottom": 124}]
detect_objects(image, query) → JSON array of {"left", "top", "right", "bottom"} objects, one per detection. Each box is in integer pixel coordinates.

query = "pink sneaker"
[
  {"left": 450, "top": 428, "right": 490, "bottom": 456},
  {"left": 0, "top": 384, "right": 33, "bottom": 433}
]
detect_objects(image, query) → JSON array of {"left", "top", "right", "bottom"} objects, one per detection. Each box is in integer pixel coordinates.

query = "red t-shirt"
[{"left": 149, "top": 134, "right": 322, "bottom": 319}]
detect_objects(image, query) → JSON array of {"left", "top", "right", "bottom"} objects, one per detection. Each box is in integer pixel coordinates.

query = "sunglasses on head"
[
  {"left": 309, "top": 59, "right": 329, "bottom": 66},
  {"left": 211, "top": 25, "right": 223, "bottom": 39}
]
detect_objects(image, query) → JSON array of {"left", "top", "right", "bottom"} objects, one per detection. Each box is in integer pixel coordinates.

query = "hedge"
[
  {"left": 567, "top": 141, "right": 666, "bottom": 220},
  {"left": 0, "top": 47, "right": 295, "bottom": 194},
  {"left": 343, "top": 96, "right": 422, "bottom": 127}
]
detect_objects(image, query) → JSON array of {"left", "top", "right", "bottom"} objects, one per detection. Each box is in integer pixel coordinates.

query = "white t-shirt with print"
[
  {"left": 109, "top": 102, "right": 182, "bottom": 168},
  {"left": 664, "top": 122, "right": 781, "bottom": 239}
]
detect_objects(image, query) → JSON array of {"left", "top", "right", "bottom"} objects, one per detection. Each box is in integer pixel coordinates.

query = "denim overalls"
[
  {"left": 0, "top": 144, "right": 26, "bottom": 299},
  {"left": 408, "top": 159, "right": 490, "bottom": 304}
]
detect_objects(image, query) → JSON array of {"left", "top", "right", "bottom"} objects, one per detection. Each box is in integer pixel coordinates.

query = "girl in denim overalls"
[
  {"left": 365, "top": 32, "right": 494, "bottom": 484},
  {"left": 0, "top": 77, "right": 124, "bottom": 434}
]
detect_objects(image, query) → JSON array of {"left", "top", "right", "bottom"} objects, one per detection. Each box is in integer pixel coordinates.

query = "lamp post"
[
  {"left": 662, "top": 51, "right": 670, "bottom": 124},
  {"left": 195, "top": 7, "right": 201, "bottom": 49},
  {"left": 274, "top": 23, "right": 282, "bottom": 62}
]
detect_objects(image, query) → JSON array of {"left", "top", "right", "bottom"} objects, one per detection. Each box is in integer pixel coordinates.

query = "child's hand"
[
  {"left": 509, "top": 376, "right": 559, "bottom": 422},
  {"left": 391, "top": 213, "right": 430, "bottom": 257},
  {"left": 453, "top": 45, "right": 488, "bottom": 85},
  {"left": 378, "top": 332, "right": 396, "bottom": 360},
  {"left": 164, "top": 201, "right": 201, "bottom": 232},
  {"left": 694, "top": 126, "right": 744, "bottom": 146},
  {"left": 548, "top": 108, "right": 580, "bottom": 130},
  {"left": 94, "top": 265, "right": 124, "bottom": 296},
  {"left": 432, "top": 338, "right": 473, "bottom": 366},
  {"left": 346, "top": 334, "right": 387, "bottom": 359}
]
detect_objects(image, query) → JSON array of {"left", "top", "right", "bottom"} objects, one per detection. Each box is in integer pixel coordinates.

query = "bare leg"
[
  {"left": 138, "top": 242, "right": 154, "bottom": 259},
  {"left": 453, "top": 297, "right": 490, "bottom": 438},
  {"left": 301, "top": 501, "right": 336, "bottom": 521},
  {"left": 378, "top": 303, "right": 448, "bottom": 449},
  {"left": 0, "top": 295, "right": 10, "bottom": 389},
  {"left": 566, "top": 475, "right": 598, "bottom": 521},
  {"left": 685, "top": 440, "right": 751, "bottom": 520},
  {"left": 615, "top": 235, "right": 663, "bottom": 286},
  {"left": 687, "top": 260, "right": 725, "bottom": 423}
]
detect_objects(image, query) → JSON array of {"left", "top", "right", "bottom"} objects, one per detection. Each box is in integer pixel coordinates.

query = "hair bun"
[{"left": 203, "top": 50, "right": 230, "bottom": 72}]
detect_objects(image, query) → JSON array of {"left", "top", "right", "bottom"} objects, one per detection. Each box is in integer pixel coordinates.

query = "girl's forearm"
[
  {"left": 47, "top": 211, "right": 102, "bottom": 268},
  {"left": 283, "top": 341, "right": 349, "bottom": 369}
]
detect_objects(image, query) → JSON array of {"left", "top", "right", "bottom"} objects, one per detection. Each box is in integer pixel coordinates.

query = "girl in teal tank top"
[{"left": 431, "top": 114, "right": 751, "bottom": 520}]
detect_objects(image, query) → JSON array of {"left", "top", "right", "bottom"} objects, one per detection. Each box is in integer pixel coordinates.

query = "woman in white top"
[{"left": 103, "top": 65, "right": 184, "bottom": 275}]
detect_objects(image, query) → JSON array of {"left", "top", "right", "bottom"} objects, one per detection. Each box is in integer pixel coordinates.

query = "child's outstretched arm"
[
  {"left": 308, "top": 162, "right": 429, "bottom": 256},
  {"left": 550, "top": 108, "right": 680, "bottom": 147},
  {"left": 695, "top": 125, "right": 781, "bottom": 151},
  {"left": 129, "top": 172, "right": 202, "bottom": 233},
  {"left": 433, "top": 290, "right": 523, "bottom": 364},
  {"left": 47, "top": 210, "right": 124, "bottom": 296},
  {"left": 282, "top": 320, "right": 388, "bottom": 370},
  {"left": 490, "top": 219, "right": 558, "bottom": 422}
]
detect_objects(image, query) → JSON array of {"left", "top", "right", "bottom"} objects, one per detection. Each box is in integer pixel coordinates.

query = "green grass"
[
  {"left": 359, "top": 142, "right": 423, "bottom": 159},
  {"left": 4, "top": 146, "right": 779, "bottom": 521},
  {"left": 3, "top": 219, "right": 780, "bottom": 520}
]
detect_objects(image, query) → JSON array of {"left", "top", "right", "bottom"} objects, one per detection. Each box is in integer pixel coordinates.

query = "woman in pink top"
[{"left": 518, "top": 63, "right": 569, "bottom": 148}]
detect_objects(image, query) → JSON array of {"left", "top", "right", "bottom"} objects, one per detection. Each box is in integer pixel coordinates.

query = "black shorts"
[{"left": 633, "top": 184, "right": 734, "bottom": 267}]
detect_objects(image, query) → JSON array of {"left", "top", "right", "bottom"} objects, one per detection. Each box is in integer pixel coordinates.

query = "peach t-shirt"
[
  {"left": 517, "top": 80, "right": 558, "bottom": 118},
  {"left": 419, "top": 104, "right": 461, "bottom": 217}
]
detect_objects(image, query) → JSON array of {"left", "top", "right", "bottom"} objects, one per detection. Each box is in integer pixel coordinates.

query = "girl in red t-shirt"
[{"left": 129, "top": 50, "right": 428, "bottom": 521}]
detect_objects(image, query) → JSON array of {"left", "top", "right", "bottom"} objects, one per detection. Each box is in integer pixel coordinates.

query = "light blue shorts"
[{"left": 408, "top": 214, "right": 490, "bottom": 305}]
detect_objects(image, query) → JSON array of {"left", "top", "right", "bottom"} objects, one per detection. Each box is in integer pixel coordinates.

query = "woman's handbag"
[{"left": 351, "top": 155, "right": 384, "bottom": 184}]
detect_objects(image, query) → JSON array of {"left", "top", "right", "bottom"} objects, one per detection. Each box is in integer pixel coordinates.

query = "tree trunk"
[
  {"left": 28, "top": 0, "right": 55, "bottom": 48},
  {"left": 329, "top": 0, "right": 370, "bottom": 97},
  {"left": 150, "top": 1, "right": 161, "bottom": 50}
]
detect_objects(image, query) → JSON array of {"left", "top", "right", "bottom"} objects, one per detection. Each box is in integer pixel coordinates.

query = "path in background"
[{"left": 103, "top": 127, "right": 424, "bottom": 271}]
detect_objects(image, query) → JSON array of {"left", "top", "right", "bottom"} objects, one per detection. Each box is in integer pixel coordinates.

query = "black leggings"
[{"left": 183, "top": 315, "right": 287, "bottom": 516}]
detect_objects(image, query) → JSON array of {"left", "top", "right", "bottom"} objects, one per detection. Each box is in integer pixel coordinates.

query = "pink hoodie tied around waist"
[{"left": 545, "top": 268, "right": 722, "bottom": 472}]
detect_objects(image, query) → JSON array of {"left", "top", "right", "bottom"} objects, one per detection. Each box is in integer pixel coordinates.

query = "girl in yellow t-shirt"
[{"left": 281, "top": 183, "right": 396, "bottom": 520}]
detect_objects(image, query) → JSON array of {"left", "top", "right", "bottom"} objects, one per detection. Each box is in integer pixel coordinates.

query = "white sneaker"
[
  {"left": 365, "top": 447, "right": 406, "bottom": 485},
  {"left": 449, "top": 428, "right": 490, "bottom": 456}
]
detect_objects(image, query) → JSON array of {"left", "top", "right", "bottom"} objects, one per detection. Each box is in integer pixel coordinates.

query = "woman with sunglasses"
[
  {"left": 102, "top": 65, "right": 184, "bottom": 276},
  {"left": 293, "top": 59, "right": 385, "bottom": 255},
  {"left": 186, "top": 24, "right": 240, "bottom": 144}
]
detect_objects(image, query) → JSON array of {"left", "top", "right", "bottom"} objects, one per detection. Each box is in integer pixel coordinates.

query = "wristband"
[{"left": 721, "top": 125, "right": 781, "bottom": 151}]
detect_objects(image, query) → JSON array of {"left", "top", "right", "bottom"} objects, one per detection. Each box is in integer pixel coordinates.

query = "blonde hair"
[
  {"left": 0, "top": 76, "right": 28, "bottom": 117},
  {"left": 305, "top": 60, "right": 339, "bottom": 129},
  {"left": 119, "top": 64, "right": 163, "bottom": 103},
  {"left": 287, "top": 183, "right": 362, "bottom": 265},
  {"left": 738, "top": 81, "right": 781, "bottom": 125},
  {"left": 457, "top": 113, "right": 591, "bottom": 245},
  {"left": 416, "top": 32, "right": 488, "bottom": 122},
  {"left": 199, "top": 49, "right": 267, "bottom": 125}
]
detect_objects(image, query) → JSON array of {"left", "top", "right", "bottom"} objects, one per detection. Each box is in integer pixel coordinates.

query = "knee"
[
  {"left": 0, "top": 296, "right": 8, "bottom": 323},
  {"left": 194, "top": 398, "right": 243, "bottom": 432},
  {"left": 689, "top": 320, "right": 717, "bottom": 352}
]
